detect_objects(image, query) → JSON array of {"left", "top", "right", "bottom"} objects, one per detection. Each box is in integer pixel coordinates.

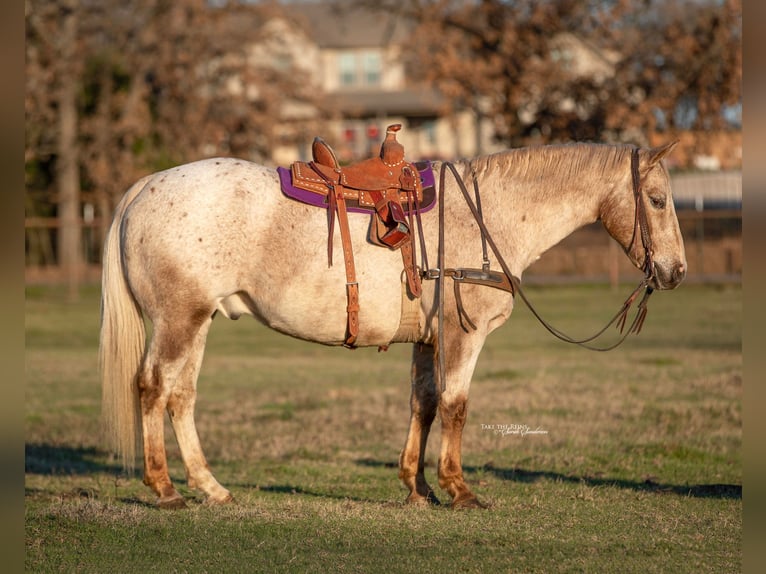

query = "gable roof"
[{"left": 289, "top": 2, "right": 415, "bottom": 49}]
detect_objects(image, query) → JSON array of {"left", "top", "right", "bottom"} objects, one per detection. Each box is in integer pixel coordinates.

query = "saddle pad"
[{"left": 277, "top": 160, "right": 436, "bottom": 215}]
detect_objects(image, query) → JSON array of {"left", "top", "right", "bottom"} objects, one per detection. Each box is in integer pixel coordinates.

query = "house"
[
  {"left": 260, "top": 3, "right": 628, "bottom": 165},
  {"left": 259, "top": 2, "right": 502, "bottom": 165},
  {"left": 234, "top": 2, "right": 741, "bottom": 172}
]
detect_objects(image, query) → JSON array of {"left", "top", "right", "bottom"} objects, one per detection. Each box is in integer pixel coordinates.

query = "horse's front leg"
[
  {"left": 399, "top": 343, "right": 441, "bottom": 506},
  {"left": 437, "top": 329, "right": 488, "bottom": 509}
]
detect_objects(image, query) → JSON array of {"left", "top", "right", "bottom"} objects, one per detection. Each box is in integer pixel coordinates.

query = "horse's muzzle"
[{"left": 651, "top": 261, "right": 687, "bottom": 290}]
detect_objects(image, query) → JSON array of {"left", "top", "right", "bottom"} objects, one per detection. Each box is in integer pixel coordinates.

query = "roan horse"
[{"left": 100, "top": 141, "right": 686, "bottom": 509}]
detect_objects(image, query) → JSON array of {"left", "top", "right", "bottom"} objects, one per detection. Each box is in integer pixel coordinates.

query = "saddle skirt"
[{"left": 277, "top": 160, "right": 436, "bottom": 215}]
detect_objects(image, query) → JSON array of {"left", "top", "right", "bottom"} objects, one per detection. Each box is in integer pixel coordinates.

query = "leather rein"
[{"left": 426, "top": 148, "right": 656, "bottom": 390}]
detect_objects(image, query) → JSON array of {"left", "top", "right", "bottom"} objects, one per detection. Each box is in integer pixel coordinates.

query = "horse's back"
[
  {"left": 124, "top": 158, "right": 284, "bottom": 241},
  {"left": 121, "top": 159, "right": 301, "bottom": 312}
]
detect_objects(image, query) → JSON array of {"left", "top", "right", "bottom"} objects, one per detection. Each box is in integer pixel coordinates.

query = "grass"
[{"left": 25, "top": 283, "right": 741, "bottom": 572}]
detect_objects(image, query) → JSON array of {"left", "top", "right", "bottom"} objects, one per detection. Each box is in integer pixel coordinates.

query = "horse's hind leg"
[
  {"left": 166, "top": 315, "right": 233, "bottom": 505},
  {"left": 137, "top": 334, "right": 186, "bottom": 508},
  {"left": 138, "top": 311, "right": 212, "bottom": 509},
  {"left": 399, "top": 343, "right": 440, "bottom": 506}
]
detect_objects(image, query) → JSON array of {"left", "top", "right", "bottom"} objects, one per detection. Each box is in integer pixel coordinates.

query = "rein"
[{"left": 427, "top": 148, "right": 655, "bottom": 390}]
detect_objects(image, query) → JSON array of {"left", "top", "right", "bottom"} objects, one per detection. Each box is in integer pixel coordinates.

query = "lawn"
[{"left": 25, "top": 282, "right": 741, "bottom": 573}]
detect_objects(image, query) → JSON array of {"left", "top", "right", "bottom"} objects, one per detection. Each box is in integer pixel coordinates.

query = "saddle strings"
[{"left": 431, "top": 151, "right": 656, "bottom": 390}]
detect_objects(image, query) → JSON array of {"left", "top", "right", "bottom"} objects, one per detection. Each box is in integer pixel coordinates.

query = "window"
[
  {"left": 361, "top": 51, "right": 381, "bottom": 86},
  {"left": 423, "top": 120, "right": 437, "bottom": 146},
  {"left": 339, "top": 52, "right": 356, "bottom": 86},
  {"left": 338, "top": 50, "right": 383, "bottom": 88}
]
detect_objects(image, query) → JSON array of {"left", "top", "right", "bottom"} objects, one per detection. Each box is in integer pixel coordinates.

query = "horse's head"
[{"left": 601, "top": 142, "right": 687, "bottom": 290}]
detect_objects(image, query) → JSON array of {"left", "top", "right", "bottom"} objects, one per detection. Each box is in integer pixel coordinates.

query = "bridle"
[
  {"left": 628, "top": 147, "right": 656, "bottom": 281},
  {"left": 426, "top": 147, "right": 656, "bottom": 390}
]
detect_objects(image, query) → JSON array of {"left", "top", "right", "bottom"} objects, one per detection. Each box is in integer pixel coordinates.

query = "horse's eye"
[{"left": 649, "top": 195, "right": 666, "bottom": 209}]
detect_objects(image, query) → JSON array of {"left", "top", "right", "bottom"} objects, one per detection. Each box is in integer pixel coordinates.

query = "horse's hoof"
[
  {"left": 451, "top": 495, "right": 488, "bottom": 510},
  {"left": 157, "top": 493, "right": 187, "bottom": 510},
  {"left": 205, "top": 492, "right": 234, "bottom": 506},
  {"left": 406, "top": 491, "right": 441, "bottom": 507}
]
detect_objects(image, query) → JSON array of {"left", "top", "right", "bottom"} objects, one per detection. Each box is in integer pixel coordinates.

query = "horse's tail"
[{"left": 99, "top": 175, "right": 151, "bottom": 473}]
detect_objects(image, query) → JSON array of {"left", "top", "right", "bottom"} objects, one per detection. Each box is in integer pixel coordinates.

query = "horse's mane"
[{"left": 469, "top": 143, "right": 633, "bottom": 184}]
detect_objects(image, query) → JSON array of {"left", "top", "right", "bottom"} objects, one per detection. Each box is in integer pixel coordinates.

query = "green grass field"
[{"left": 25, "top": 283, "right": 741, "bottom": 573}]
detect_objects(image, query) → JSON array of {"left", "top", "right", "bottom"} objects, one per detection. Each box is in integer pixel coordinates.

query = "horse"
[{"left": 99, "top": 141, "right": 686, "bottom": 509}]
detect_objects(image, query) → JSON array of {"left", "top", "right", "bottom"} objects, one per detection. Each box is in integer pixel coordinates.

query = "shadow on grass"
[
  {"left": 25, "top": 445, "right": 740, "bottom": 503},
  {"left": 25, "top": 443, "right": 123, "bottom": 476},
  {"left": 355, "top": 458, "right": 742, "bottom": 500},
  {"left": 231, "top": 483, "right": 406, "bottom": 507},
  {"left": 25, "top": 444, "right": 400, "bottom": 506}
]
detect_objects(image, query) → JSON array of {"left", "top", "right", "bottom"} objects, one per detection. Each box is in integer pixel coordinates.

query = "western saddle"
[{"left": 287, "top": 124, "right": 426, "bottom": 347}]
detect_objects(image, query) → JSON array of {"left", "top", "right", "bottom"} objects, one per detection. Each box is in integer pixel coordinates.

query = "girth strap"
[
  {"left": 310, "top": 162, "right": 359, "bottom": 347},
  {"left": 333, "top": 184, "right": 360, "bottom": 347}
]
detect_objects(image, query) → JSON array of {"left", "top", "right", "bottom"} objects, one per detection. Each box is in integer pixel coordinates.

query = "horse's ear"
[{"left": 645, "top": 140, "right": 679, "bottom": 169}]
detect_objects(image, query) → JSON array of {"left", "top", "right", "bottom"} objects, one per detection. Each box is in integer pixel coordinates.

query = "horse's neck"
[{"left": 471, "top": 148, "right": 620, "bottom": 275}]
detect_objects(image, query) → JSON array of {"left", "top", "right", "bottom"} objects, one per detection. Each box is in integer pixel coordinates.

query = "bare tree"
[
  {"left": 26, "top": 0, "right": 84, "bottom": 298},
  {"left": 608, "top": 0, "right": 742, "bottom": 138},
  {"left": 25, "top": 0, "right": 330, "bottom": 279},
  {"left": 351, "top": 0, "right": 741, "bottom": 151},
  {"left": 362, "top": 0, "right": 627, "bottom": 146}
]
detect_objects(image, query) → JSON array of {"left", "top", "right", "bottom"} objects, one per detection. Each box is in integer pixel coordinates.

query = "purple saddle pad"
[{"left": 277, "top": 160, "right": 436, "bottom": 215}]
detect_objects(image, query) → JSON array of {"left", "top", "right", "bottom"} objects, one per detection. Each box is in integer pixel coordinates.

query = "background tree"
[
  {"left": 361, "top": 0, "right": 741, "bottom": 149},
  {"left": 362, "top": 0, "right": 628, "bottom": 147},
  {"left": 607, "top": 0, "right": 742, "bottom": 141},
  {"left": 25, "top": 0, "right": 328, "bottom": 292},
  {"left": 25, "top": 0, "right": 741, "bottom": 287},
  {"left": 26, "top": 0, "right": 84, "bottom": 299}
]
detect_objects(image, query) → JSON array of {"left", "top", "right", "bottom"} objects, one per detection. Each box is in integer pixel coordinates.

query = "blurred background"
[{"left": 24, "top": 0, "right": 741, "bottom": 296}]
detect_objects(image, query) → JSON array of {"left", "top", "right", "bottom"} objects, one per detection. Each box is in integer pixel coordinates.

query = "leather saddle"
[
  {"left": 290, "top": 124, "right": 423, "bottom": 250},
  {"left": 284, "top": 124, "right": 426, "bottom": 347}
]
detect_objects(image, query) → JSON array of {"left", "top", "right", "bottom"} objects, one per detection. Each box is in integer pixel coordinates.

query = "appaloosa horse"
[{"left": 100, "top": 141, "right": 685, "bottom": 508}]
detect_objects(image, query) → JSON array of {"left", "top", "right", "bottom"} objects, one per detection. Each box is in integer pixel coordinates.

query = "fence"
[
  {"left": 522, "top": 211, "right": 741, "bottom": 285},
  {"left": 24, "top": 172, "right": 742, "bottom": 286}
]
